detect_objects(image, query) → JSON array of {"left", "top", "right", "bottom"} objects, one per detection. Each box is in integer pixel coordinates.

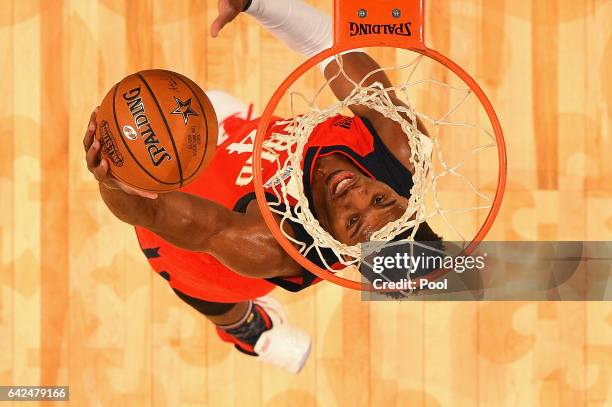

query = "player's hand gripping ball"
[{"left": 96, "top": 69, "right": 218, "bottom": 192}]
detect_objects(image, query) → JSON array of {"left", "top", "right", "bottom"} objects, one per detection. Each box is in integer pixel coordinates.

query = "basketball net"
[{"left": 262, "top": 51, "right": 498, "bottom": 287}]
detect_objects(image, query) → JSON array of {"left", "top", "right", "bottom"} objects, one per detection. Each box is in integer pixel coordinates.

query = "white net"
[{"left": 260, "top": 48, "right": 500, "bottom": 282}]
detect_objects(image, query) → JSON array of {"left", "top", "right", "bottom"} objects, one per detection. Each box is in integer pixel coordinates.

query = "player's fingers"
[
  {"left": 92, "top": 158, "right": 109, "bottom": 181},
  {"left": 90, "top": 106, "right": 99, "bottom": 123},
  {"left": 211, "top": 7, "right": 238, "bottom": 37},
  {"left": 83, "top": 107, "right": 99, "bottom": 152},
  {"left": 210, "top": 15, "right": 226, "bottom": 37},
  {"left": 85, "top": 137, "right": 101, "bottom": 171},
  {"left": 83, "top": 121, "right": 96, "bottom": 152}
]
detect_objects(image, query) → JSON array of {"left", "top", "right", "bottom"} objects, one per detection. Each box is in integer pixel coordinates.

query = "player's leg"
[
  {"left": 172, "top": 288, "right": 311, "bottom": 373},
  {"left": 171, "top": 288, "right": 248, "bottom": 324}
]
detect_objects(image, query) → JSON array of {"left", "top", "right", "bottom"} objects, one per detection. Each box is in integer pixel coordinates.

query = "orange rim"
[{"left": 253, "top": 0, "right": 507, "bottom": 291}]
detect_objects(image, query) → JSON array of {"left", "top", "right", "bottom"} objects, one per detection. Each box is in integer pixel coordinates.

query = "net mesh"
[{"left": 260, "top": 49, "right": 498, "bottom": 284}]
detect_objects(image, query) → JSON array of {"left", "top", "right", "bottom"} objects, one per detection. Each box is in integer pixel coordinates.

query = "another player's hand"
[
  {"left": 84, "top": 108, "right": 158, "bottom": 199},
  {"left": 211, "top": 0, "right": 247, "bottom": 37}
]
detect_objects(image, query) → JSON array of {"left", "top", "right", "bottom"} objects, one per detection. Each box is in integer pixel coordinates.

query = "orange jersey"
[
  {"left": 136, "top": 115, "right": 302, "bottom": 302},
  {"left": 136, "top": 113, "right": 414, "bottom": 301}
]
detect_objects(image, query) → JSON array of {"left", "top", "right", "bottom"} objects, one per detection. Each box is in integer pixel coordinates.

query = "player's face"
[{"left": 311, "top": 155, "right": 409, "bottom": 245}]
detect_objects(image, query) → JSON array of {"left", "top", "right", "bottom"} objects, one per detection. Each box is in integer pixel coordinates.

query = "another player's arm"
[{"left": 84, "top": 112, "right": 301, "bottom": 279}]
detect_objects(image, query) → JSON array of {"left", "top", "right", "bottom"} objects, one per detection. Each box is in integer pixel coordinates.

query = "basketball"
[{"left": 96, "top": 69, "right": 218, "bottom": 192}]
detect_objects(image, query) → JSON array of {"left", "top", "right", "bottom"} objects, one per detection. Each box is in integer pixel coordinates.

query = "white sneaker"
[
  {"left": 215, "top": 296, "right": 311, "bottom": 374},
  {"left": 252, "top": 296, "right": 312, "bottom": 374}
]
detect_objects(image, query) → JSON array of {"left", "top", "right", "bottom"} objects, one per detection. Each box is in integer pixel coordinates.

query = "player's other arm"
[
  {"left": 212, "top": 1, "right": 395, "bottom": 127},
  {"left": 84, "top": 110, "right": 301, "bottom": 279},
  {"left": 213, "top": 0, "right": 428, "bottom": 170},
  {"left": 322, "top": 53, "right": 431, "bottom": 170}
]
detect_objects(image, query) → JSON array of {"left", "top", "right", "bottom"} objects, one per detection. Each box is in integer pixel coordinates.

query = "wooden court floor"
[{"left": 0, "top": 0, "right": 610, "bottom": 406}]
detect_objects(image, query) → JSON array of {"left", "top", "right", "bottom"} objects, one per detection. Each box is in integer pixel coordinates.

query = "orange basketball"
[{"left": 96, "top": 69, "right": 218, "bottom": 192}]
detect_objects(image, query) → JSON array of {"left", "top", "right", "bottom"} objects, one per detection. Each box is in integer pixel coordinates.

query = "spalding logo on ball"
[{"left": 97, "top": 69, "right": 218, "bottom": 192}]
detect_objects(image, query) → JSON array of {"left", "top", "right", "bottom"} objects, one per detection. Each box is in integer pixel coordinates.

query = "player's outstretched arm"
[
  {"left": 223, "top": 0, "right": 427, "bottom": 171},
  {"left": 84, "top": 110, "right": 301, "bottom": 279}
]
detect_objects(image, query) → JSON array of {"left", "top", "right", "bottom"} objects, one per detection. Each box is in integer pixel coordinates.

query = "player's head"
[{"left": 310, "top": 153, "right": 409, "bottom": 245}]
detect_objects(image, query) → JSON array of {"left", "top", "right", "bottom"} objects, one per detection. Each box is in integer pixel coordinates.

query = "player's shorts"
[{"left": 136, "top": 226, "right": 276, "bottom": 303}]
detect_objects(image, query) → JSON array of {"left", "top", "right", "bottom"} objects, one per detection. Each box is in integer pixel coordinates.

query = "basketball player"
[{"left": 83, "top": 0, "right": 441, "bottom": 373}]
